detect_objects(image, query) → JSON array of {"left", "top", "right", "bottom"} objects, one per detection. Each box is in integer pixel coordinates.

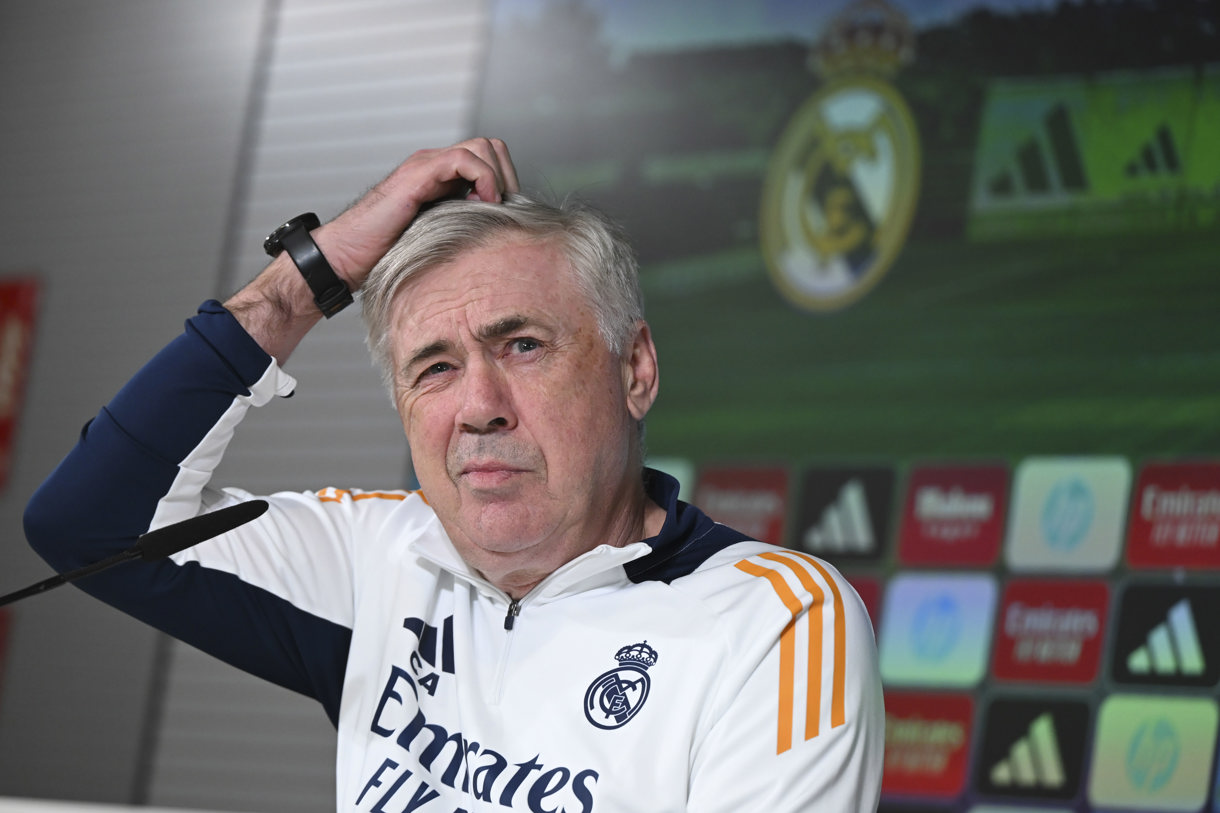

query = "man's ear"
[{"left": 623, "top": 321, "right": 660, "bottom": 422}]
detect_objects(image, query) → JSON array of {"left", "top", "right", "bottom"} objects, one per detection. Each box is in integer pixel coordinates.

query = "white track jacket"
[{"left": 26, "top": 301, "right": 884, "bottom": 812}]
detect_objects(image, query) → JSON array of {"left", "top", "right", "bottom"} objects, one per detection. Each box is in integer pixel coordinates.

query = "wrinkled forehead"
[
  {"left": 386, "top": 233, "right": 591, "bottom": 344},
  {"left": 396, "top": 229, "right": 571, "bottom": 298}
]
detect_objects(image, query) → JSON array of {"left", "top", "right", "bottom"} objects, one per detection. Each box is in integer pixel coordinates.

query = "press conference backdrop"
[{"left": 477, "top": 1, "right": 1219, "bottom": 811}]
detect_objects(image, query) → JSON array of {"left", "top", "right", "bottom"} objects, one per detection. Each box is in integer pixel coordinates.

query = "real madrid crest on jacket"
[
  {"left": 26, "top": 302, "right": 885, "bottom": 810},
  {"left": 584, "top": 641, "right": 658, "bottom": 730}
]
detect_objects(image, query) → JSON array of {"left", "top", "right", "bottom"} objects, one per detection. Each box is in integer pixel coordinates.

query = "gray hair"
[{"left": 361, "top": 194, "right": 644, "bottom": 393}]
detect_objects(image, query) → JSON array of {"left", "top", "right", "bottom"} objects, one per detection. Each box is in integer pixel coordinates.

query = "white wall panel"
[
  {"left": 0, "top": 0, "right": 490, "bottom": 809},
  {"left": 0, "top": 0, "right": 268, "bottom": 804},
  {"left": 145, "top": 1, "right": 491, "bottom": 811}
]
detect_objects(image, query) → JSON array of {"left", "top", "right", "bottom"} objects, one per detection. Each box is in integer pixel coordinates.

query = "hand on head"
[
  {"left": 225, "top": 137, "right": 518, "bottom": 362},
  {"left": 324, "top": 138, "right": 520, "bottom": 292}
]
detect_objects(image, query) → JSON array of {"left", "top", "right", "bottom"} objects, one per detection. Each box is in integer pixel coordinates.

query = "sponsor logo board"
[
  {"left": 968, "top": 70, "right": 1218, "bottom": 239},
  {"left": 1088, "top": 694, "right": 1218, "bottom": 812},
  {"left": 973, "top": 697, "right": 1089, "bottom": 802},
  {"left": 793, "top": 465, "right": 894, "bottom": 562},
  {"left": 879, "top": 573, "right": 996, "bottom": 687},
  {"left": 693, "top": 465, "right": 789, "bottom": 546},
  {"left": 883, "top": 690, "right": 974, "bottom": 798},
  {"left": 1005, "top": 456, "right": 1130, "bottom": 572},
  {"left": 1110, "top": 583, "right": 1219, "bottom": 688},
  {"left": 899, "top": 463, "right": 1009, "bottom": 566},
  {"left": 1127, "top": 461, "right": 1220, "bottom": 569},
  {"left": 992, "top": 578, "right": 1108, "bottom": 684}
]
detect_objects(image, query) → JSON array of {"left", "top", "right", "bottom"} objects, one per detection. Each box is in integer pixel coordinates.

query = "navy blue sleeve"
[{"left": 24, "top": 301, "right": 350, "bottom": 724}]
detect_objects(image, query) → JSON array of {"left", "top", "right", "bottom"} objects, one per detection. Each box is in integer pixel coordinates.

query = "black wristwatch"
[{"left": 263, "top": 212, "right": 353, "bottom": 318}]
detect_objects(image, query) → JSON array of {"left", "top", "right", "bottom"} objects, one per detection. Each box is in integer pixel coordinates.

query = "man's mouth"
[{"left": 459, "top": 461, "right": 527, "bottom": 488}]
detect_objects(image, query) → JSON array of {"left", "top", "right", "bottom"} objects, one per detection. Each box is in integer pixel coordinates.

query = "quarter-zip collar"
[
  {"left": 408, "top": 505, "right": 654, "bottom": 603},
  {"left": 407, "top": 468, "right": 686, "bottom": 604}
]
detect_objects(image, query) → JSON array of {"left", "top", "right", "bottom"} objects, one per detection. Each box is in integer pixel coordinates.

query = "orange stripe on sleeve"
[
  {"left": 735, "top": 559, "right": 799, "bottom": 755},
  {"left": 787, "top": 552, "right": 848, "bottom": 728},
  {"left": 316, "top": 488, "right": 411, "bottom": 504},
  {"left": 759, "top": 551, "right": 825, "bottom": 741},
  {"left": 351, "top": 491, "right": 408, "bottom": 502}
]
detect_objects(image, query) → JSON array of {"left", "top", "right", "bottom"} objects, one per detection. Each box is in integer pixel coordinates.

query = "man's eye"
[
  {"left": 420, "top": 361, "right": 452, "bottom": 379},
  {"left": 510, "top": 338, "right": 540, "bottom": 353}
]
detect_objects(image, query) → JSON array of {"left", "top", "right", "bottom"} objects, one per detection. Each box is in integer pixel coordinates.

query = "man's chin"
[
  {"left": 468, "top": 526, "right": 545, "bottom": 556},
  {"left": 459, "top": 506, "right": 548, "bottom": 556}
]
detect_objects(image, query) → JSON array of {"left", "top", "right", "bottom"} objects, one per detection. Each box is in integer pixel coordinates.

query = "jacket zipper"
[
  {"left": 490, "top": 597, "right": 522, "bottom": 705},
  {"left": 503, "top": 598, "right": 521, "bottom": 630}
]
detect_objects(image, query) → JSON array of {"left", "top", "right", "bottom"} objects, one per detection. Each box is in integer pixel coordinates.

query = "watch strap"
[{"left": 264, "top": 213, "right": 353, "bottom": 319}]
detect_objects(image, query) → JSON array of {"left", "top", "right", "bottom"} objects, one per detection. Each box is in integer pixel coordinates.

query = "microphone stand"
[{"left": 0, "top": 500, "right": 269, "bottom": 608}]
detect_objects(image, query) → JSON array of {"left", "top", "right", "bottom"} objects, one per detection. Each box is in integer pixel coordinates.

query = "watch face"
[
  {"left": 264, "top": 213, "right": 320, "bottom": 257},
  {"left": 262, "top": 232, "right": 284, "bottom": 257}
]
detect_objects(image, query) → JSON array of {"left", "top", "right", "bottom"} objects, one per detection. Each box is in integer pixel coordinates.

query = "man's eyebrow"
[
  {"left": 475, "top": 315, "right": 531, "bottom": 343},
  {"left": 402, "top": 339, "right": 453, "bottom": 375},
  {"left": 401, "top": 315, "right": 535, "bottom": 375}
]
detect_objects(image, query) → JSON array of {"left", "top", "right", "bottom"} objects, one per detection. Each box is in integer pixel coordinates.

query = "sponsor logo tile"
[
  {"left": 899, "top": 463, "right": 1009, "bottom": 567},
  {"left": 1110, "top": 583, "right": 1220, "bottom": 688},
  {"left": 883, "top": 690, "right": 975, "bottom": 799},
  {"left": 1088, "top": 694, "right": 1218, "bottom": 811},
  {"left": 879, "top": 573, "right": 997, "bottom": 688},
  {"left": 693, "top": 464, "right": 789, "bottom": 545},
  {"left": 793, "top": 465, "right": 895, "bottom": 562},
  {"left": 992, "top": 578, "right": 1109, "bottom": 684},
  {"left": 973, "top": 696, "right": 1089, "bottom": 802},
  {"left": 1127, "top": 461, "right": 1220, "bottom": 570},
  {"left": 1005, "top": 456, "right": 1131, "bottom": 572}
]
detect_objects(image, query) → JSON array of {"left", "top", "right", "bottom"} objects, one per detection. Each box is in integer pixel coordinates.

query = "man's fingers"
[
  {"left": 450, "top": 137, "right": 517, "bottom": 202},
  {"left": 489, "top": 137, "right": 520, "bottom": 195},
  {"left": 377, "top": 138, "right": 517, "bottom": 208},
  {"left": 319, "top": 138, "right": 519, "bottom": 287}
]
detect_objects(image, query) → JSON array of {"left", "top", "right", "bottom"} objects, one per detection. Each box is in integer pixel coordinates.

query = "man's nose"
[{"left": 456, "top": 357, "right": 516, "bottom": 433}]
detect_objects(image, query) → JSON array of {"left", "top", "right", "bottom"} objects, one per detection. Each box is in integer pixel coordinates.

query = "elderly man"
[{"left": 26, "top": 139, "right": 883, "bottom": 811}]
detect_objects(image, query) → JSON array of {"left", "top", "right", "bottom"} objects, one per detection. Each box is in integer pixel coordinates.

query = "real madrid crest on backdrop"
[
  {"left": 759, "top": 0, "right": 921, "bottom": 312},
  {"left": 584, "top": 641, "right": 659, "bottom": 730}
]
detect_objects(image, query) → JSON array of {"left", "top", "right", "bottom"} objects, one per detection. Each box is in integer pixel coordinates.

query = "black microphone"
[{"left": 0, "top": 500, "right": 269, "bottom": 607}]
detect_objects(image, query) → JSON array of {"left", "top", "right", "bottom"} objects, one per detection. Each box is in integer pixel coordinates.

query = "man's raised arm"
[{"left": 224, "top": 137, "right": 518, "bottom": 362}]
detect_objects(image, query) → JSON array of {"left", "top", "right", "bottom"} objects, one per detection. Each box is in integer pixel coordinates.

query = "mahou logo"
[
  {"left": 992, "top": 579, "right": 1109, "bottom": 684},
  {"left": 898, "top": 463, "right": 1009, "bottom": 566},
  {"left": 1127, "top": 461, "right": 1220, "bottom": 569}
]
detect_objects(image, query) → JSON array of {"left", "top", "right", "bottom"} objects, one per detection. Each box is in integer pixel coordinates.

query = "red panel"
[
  {"left": 992, "top": 578, "right": 1109, "bottom": 684},
  {"left": 897, "top": 463, "right": 1009, "bottom": 567},
  {"left": 882, "top": 690, "right": 974, "bottom": 798},
  {"left": 1126, "top": 461, "right": 1220, "bottom": 569},
  {"left": 693, "top": 464, "right": 789, "bottom": 546},
  {"left": 0, "top": 277, "right": 40, "bottom": 492}
]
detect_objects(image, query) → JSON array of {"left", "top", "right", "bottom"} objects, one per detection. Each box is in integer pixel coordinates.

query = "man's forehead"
[
  {"left": 408, "top": 232, "right": 567, "bottom": 289},
  {"left": 388, "top": 237, "right": 590, "bottom": 351}
]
